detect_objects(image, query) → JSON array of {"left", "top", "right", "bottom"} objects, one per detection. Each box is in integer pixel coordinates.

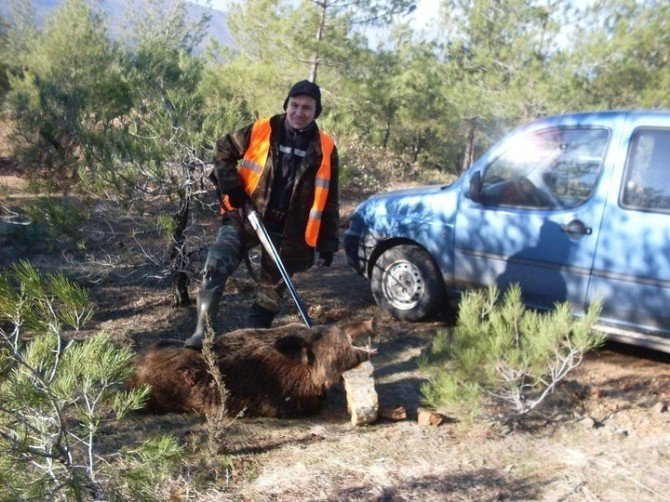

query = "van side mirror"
[{"left": 469, "top": 171, "right": 482, "bottom": 202}]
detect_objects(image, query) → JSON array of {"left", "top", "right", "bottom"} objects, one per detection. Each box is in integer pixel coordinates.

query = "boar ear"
[
  {"left": 274, "top": 335, "right": 309, "bottom": 362},
  {"left": 182, "top": 367, "right": 199, "bottom": 386},
  {"left": 345, "top": 318, "right": 376, "bottom": 340}
]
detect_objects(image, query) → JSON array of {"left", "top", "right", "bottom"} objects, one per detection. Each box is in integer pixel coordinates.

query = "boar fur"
[{"left": 126, "top": 320, "right": 375, "bottom": 418}]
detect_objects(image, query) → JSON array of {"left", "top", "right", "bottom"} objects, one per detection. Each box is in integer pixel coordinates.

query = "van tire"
[{"left": 370, "top": 244, "right": 444, "bottom": 321}]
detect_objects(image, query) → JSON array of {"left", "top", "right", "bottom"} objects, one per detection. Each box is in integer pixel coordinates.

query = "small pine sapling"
[{"left": 420, "top": 284, "right": 604, "bottom": 420}]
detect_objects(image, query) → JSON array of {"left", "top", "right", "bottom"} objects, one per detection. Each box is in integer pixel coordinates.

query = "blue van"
[{"left": 345, "top": 111, "right": 670, "bottom": 352}]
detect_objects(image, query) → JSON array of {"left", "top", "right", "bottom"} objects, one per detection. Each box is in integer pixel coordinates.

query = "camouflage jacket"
[{"left": 210, "top": 114, "right": 339, "bottom": 269}]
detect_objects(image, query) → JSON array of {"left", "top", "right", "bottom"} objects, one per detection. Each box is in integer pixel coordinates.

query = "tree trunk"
[
  {"left": 309, "top": 0, "right": 328, "bottom": 82},
  {"left": 171, "top": 185, "right": 191, "bottom": 307},
  {"left": 461, "top": 118, "right": 478, "bottom": 172},
  {"left": 412, "top": 132, "right": 421, "bottom": 163}
]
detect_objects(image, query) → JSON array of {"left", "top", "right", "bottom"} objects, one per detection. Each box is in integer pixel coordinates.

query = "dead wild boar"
[{"left": 126, "top": 320, "right": 375, "bottom": 418}]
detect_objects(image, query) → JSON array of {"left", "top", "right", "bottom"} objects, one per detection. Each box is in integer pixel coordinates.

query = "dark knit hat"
[{"left": 283, "top": 79, "right": 322, "bottom": 118}]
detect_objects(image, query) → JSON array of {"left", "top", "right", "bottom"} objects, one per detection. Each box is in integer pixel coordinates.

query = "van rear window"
[{"left": 622, "top": 128, "right": 670, "bottom": 212}]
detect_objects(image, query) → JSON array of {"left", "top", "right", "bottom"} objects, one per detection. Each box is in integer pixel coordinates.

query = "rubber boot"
[
  {"left": 246, "top": 302, "right": 276, "bottom": 329},
  {"left": 184, "top": 274, "right": 224, "bottom": 349}
]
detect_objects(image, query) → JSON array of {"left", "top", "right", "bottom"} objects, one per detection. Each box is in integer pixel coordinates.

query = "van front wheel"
[{"left": 370, "top": 244, "right": 444, "bottom": 321}]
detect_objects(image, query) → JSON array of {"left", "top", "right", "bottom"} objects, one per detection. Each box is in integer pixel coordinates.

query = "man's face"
[{"left": 286, "top": 95, "right": 317, "bottom": 130}]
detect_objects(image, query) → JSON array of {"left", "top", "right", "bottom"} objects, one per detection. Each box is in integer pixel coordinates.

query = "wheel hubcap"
[{"left": 382, "top": 261, "right": 424, "bottom": 310}]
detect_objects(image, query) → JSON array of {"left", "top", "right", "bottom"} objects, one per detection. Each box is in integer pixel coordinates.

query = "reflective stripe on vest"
[
  {"left": 305, "top": 131, "right": 334, "bottom": 247},
  {"left": 239, "top": 118, "right": 272, "bottom": 191},
  {"left": 222, "top": 118, "right": 271, "bottom": 211},
  {"left": 222, "top": 118, "right": 334, "bottom": 248}
]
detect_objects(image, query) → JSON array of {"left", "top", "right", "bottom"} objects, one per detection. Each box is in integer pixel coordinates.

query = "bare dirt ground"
[{"left": 2, "top": 158, "right": 670, "bottom": 501}]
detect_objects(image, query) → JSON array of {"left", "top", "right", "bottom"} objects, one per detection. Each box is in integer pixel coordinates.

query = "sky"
[{"left": 193, "top": 0, "right": 434, "bottom": 31}]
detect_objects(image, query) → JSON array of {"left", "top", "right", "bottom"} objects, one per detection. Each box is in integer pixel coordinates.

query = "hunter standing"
[{"left": 184, "top": 80, "right": 339, "bottom": 348}]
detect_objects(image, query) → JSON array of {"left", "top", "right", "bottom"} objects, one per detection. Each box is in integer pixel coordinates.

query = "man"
[{"left": 184, "top": 80, "right": 339, "bottom": 349}]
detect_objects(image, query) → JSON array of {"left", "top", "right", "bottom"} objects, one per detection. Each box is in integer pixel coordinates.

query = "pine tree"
[
  {"left": 0, "top": 262, "right": 182, "bottom": 499},
  {"left": 4, "top": 0, "right": 131, "bottom": 188}
]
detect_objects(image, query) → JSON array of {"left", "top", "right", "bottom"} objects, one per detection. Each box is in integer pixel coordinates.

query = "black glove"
[
  {"left": 318, "top": 251, "right": 333, "bottom": 267},
  {"left": 227, "top": 187, "right": 250, "bottom": 209}
]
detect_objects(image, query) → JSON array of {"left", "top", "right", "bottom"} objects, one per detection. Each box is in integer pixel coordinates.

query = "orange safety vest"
[{"left": 223, "top": 118, "right": 334, "bottom": 248}]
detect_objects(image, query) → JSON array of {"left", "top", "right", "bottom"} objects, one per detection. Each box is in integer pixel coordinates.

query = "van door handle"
[{"left": 560, "top": 220, "right": 592, "bottom": 237}]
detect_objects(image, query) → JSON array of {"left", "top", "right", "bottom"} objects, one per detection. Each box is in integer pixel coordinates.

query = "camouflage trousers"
[{"left": 202, "top": 220, "right": 294, "bottom": 314}]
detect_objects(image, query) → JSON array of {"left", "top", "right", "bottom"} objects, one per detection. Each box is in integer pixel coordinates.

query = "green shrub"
[
  {"left": 9, "top": 197, "right": 90, "bottom": 252},
  {"left": 420, "top": 284, "right": 605, "bottom": 419},
  {"left": 0, "top": 261, "right": 182, "bottom": 500}
]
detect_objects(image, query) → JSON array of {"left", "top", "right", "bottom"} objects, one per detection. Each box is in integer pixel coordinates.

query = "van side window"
[
  {"left": 480, "top": 128, "right": 609, "bottom": 209},
  {"left": 622, "top": 129, "right": 670, "bottom": 212}
]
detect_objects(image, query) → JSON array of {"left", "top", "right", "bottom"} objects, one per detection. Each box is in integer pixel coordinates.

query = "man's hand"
[
  {"left": 317, "top": 251, "right": 333, "bottom": 268},
  {"left": 227, "top": 187, "right": 251, "bottom": 209}
]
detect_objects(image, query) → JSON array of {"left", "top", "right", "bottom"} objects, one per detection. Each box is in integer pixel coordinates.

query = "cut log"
[{"left": 417, "top": 407, "right": 445, "bottom": 427}]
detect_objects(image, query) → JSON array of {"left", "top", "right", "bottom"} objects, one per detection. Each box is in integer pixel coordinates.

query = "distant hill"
[{"left": 0, "top": 0, "right": 233, "bottom": 50}]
